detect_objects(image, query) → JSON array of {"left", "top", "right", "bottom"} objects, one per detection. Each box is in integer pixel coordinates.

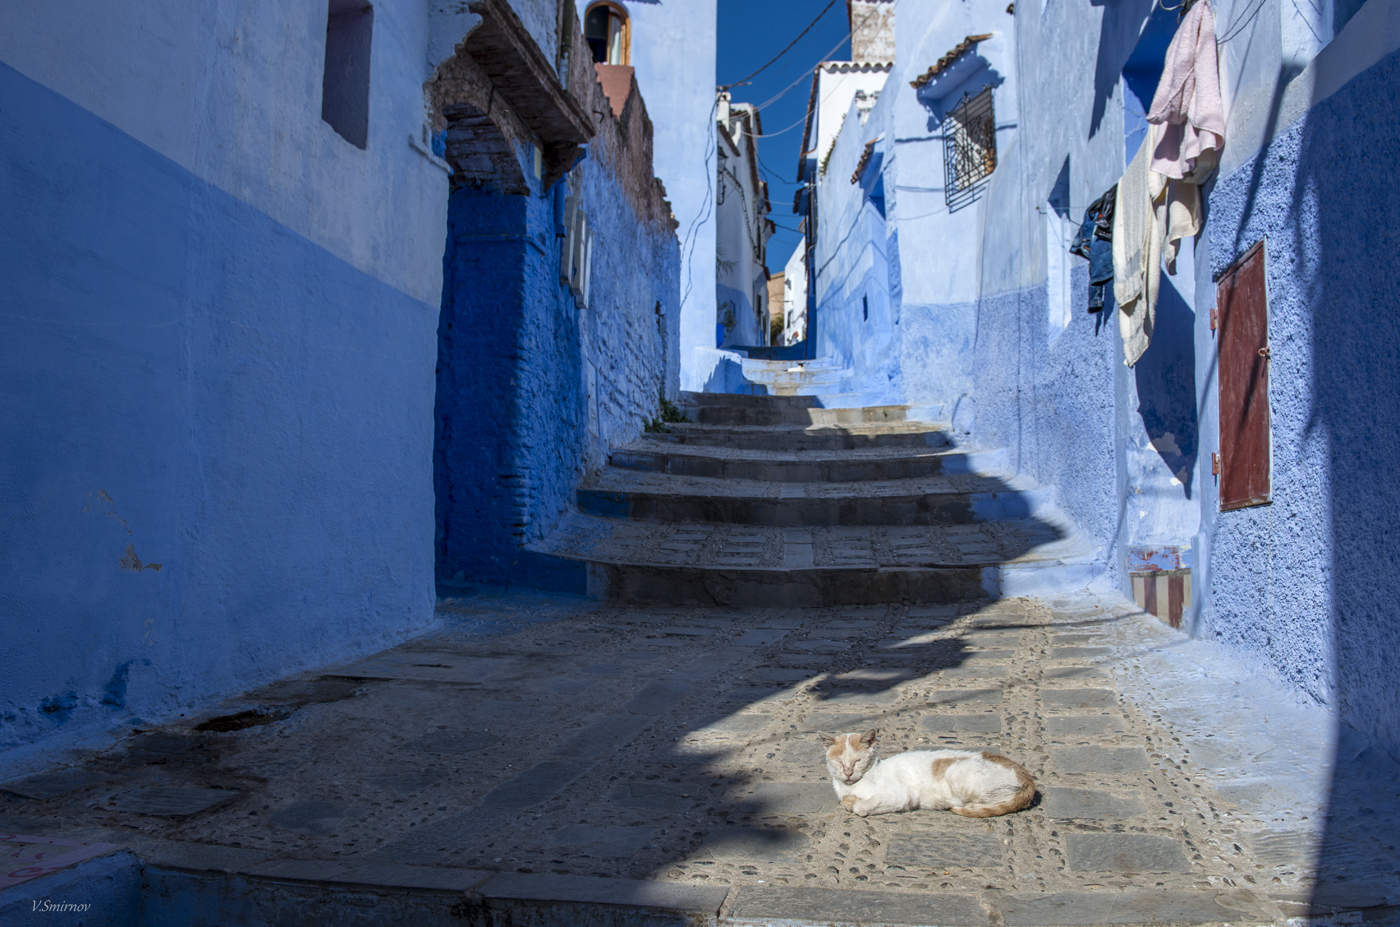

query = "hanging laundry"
[
  {"left": 1113, "top": 134, "right": 1161, "bottom": 365},
  {"left": 1113, "top": 125, "right": 1203, "bottom": 365},
  {"left": 1069, "top": 186, "right": 1115, "bottom": 257},
  {"left": 1087, "top": 237, "right": 1114, "bottom": 312},
  {"left": 1146, "top": 0, "right": 1225, "bottom": 181},
  {"left": 1070, "top": 186, "right": 1116, "bottom": 313}
]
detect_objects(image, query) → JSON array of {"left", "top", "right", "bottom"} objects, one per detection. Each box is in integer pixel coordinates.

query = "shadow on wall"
[
  {"left": 1088, "top": 0, "right": 1157, "bottom": 140},
  {"left": 1298, "top": 48, "right": 1400, "bottom": 916},
  {"left": 698, "top": 354, "right": 768, "bottom": 396},
  {"left": 1132, "top": 275, "right": 1198, "bottom": 494},
  {"left": 727, "top": 343, "right": 812, "bottom": 362},
  {"left": 434, "top": 173, "right": 586, "bottom": 594}
]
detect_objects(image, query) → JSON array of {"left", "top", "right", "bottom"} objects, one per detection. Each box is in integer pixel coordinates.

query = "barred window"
[{"left": 943, "top": 86, "right": 996, "bottom": 207}]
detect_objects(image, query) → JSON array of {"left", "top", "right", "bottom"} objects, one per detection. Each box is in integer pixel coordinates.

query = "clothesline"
[
  {"left": 1157, "top": 0, "right": 1261, "bottom": 47},
  {"left": 1064, "top": 0, "right": 1222, "bottom": 366}
]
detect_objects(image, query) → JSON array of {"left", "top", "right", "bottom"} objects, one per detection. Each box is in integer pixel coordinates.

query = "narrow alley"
[
  {"left": 4, "top": 0, "right": 1400, "bottom": 924},
  {"left": 5, "top": 390, "right": 1399, "bottom": 924}
]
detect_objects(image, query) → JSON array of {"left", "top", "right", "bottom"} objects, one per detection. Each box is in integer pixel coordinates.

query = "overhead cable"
[
  {"left": 752, "top": 32, "right": 851, "bottom": 112},
  {"left": 718, "top": 0, "right": 843, "bottom": 91}
]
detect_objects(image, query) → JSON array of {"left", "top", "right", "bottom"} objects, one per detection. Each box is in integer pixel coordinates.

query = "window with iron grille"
[{"left": 943, "top": 86, "right": 996, "bottom": 207}]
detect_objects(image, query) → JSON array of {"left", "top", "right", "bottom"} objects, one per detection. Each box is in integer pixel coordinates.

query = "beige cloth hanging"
[{"left": 1113, "top": 124, "right": 1202, "bottom": 366}]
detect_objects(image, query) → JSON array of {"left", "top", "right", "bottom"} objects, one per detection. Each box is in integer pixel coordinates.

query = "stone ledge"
[
  {"left": 725, "top": 885, "right": 986, "bottom": 925},
  {"left": 133, "top": 839, "right": 277, "bottom": 875},
  {"left": 476, "top": 871, "right": 729, "bottom": 915},
  {"left": 239, "top": 858, "right": 493, "bottom": 894},
  {"left": 994, "top": 888, "right": 1274, "bottom": 926}
]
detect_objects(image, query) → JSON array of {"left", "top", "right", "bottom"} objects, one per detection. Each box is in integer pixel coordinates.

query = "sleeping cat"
[{"left": 820, "top": 729, "right": 1035, "bottom": 818}]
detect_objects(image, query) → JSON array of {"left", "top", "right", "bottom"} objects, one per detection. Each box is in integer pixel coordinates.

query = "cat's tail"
[{"left": 950, "top": 753, "right": 1036, "bottom": 818}]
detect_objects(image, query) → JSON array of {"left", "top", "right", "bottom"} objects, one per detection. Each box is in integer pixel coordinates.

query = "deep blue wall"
[
  {"left": 435, "top": 187, "right": 573, "bottom": 586},
  {"left": 1203, "top": 47, "right": 1400, "bottom": 756},
  {"left": 435, "top": 176, "right": 590, "bottom": 592},
  {"left": 0, "top": 62, "right": 439, "bottom": 768},
  {"left": 434, "top": 100, "right": 680, "bottom": 592}
]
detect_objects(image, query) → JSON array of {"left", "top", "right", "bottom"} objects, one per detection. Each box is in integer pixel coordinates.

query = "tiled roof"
[
  {"left": 850, "top": 137, "right": 880, "bottom": 184},
  {"left": 822, "top": 60, "right": 894, "bottom": 74},
  {"left": 909, "top": 34, "right": 993, "bottom": 89}
]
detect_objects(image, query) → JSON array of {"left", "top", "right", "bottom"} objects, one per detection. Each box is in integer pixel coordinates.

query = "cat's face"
[{"left": 819, "top": 729, "right": 878, "bottom": 785}]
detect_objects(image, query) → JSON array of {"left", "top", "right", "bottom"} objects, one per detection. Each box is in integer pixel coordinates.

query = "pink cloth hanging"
[{"left": 1146, "top": 0, "right": 1225, "bottom": 181}]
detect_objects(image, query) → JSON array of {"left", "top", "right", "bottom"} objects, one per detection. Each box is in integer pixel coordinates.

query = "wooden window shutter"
[{"left": 1216, "top": 240, "right": 1271, "bottom": 510}]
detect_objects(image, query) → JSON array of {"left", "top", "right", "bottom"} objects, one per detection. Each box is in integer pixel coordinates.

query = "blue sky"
[{"left": 716, "top": 0, "right": 852, "bottom": 273}]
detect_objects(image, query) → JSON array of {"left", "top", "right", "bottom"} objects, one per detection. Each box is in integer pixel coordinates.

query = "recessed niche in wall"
[{"left": 322, "top": 0, "right": 373, "bottom": 149}]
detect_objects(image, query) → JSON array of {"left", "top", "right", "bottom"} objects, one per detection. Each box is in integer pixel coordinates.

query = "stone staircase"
[
  {"left": 532, "top": 392, "right": 1101, "bottom": 605},
  {"left": 736, "top": 357, "right": 851, "bottom": 397}
]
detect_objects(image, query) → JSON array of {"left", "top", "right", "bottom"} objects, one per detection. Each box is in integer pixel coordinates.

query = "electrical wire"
[
  {"left": 751, "top": 32, "right": 852, "bottom": 112},
  {"left": 718, "top": 0, "right": 843, "bottom": 90},
  {"left": 738, "top": 105, "right": 816, "bottom": 139},
  {"left": 1215, "top": 0, "right": 1270, "bottom": 43},
  {"left": 678, "top": 94, "right": 721, "bottom": 316},
  {"left": 740, "top": 57, "right": 885, "bottom": 143},
  {"left": 757, "top": 151, "right": 800, "bottom": 185}
]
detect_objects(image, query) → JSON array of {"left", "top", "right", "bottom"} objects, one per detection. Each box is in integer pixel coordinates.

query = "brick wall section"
[{"left": 434, "top": 6, "right": 680, "bottom": 587}]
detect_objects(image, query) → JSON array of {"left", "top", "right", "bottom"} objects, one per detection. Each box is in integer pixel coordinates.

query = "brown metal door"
[{"left": 1216, "top": 240, "right": 1271, "bottom": 510}]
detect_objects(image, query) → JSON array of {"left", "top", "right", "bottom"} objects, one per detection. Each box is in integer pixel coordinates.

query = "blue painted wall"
[
  {"left": 1202, "top": 47, "right": 1400, "bottom": 755},
  {"left": 802, "top": 0, "right": 1400, "bottom": 760},
  {"left": 810, "top": 88, "right": 900, "bottom": 405},
  {"left": 804, "top": 0, "right": 1025, "bottom": 410},
  {"left": 435, "top": 186, "right": 572, "bottom": 587},
  {"left": 576, "top": 0, "right": 718, "bottom": 392},
  {"left": 958, "top": 0, "right": 1203, "bottom": 599},
  {"left": 805, "top": 0, "right": 1205, "bottom": 592},
  {"left": 434, "top": 45, "right": 681, "bottom": 592},
  {"left": 0, "top": 59, "right": 440, "bottom": 771}
]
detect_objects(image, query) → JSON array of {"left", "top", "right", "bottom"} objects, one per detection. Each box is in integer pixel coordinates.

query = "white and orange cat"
[{"left": 820, "top": 729, "right": 1035, "bottom": 818}]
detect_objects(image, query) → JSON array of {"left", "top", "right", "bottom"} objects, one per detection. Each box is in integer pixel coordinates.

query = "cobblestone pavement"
[{"left": 3, "top": 589, "right": 1398, "bottom": 925}]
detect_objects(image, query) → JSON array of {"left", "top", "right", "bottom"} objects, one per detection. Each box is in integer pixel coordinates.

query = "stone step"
[
  {"left": 679, "top": 390, "right": 821, "bottom": 407},
  {"left": 610, "top": 442, "right": 1008, "bottom": 483},
  {"left": 577, "top": 469, "right": 1054, "bottom": 527},
  {"left": 585, "top": 561, "right": 988, "bottom": 606},
  {"left": 737, "top": 357, "right": 851, "bottom": 396},
  {"left": 529, "top": 512, "right": 1098, "bottom": 605},
  {"left": 652, "top": 421, "right": 953, "bottom": 452},
  {"left": 581, "top": 556, "right": 1102, "bottom": 606},
  {"left": 680, "top": 401, "right": 911, "bottom": 427}
]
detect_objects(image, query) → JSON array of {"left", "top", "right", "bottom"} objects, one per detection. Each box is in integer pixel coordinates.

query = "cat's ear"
[
  {"left": 860, "top": 728, "right": 879, "bottom": 747},
  {"left": 818, "top": 733, "right": 836, "bottom": 748}
]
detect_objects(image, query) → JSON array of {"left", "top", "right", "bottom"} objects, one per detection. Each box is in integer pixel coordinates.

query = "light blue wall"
[
  {"left": 951, "top": 0, "right": 1203, "bottom": 595},
  {"left": 806, "top": 0, "right": 1025, "bottom": 411},
  {"left": 811, "top": 93, "right": 900, "bottom": 404},
  {"left": 805, "top": 0, "right": 1202, "bottom": 590},
  {"left": 806, "top": 0, "right": 1400, "bottom": 758},
  {"left": 1202, "top": 46, "right": 1400, "bottom": 756},
  {"left": 0, "top": 56, "right": 441, "bottom": 772},
  {"left": 0, "top": 0, "right": 447, "bottom": 307},
  {"left": 577, "top": 0, "right": 718, "bottom": 391}
]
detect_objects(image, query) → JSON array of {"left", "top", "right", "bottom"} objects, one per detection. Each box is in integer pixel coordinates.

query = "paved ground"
[{"left": 4, "top": 588, "right": 1397, "bottom": 924}]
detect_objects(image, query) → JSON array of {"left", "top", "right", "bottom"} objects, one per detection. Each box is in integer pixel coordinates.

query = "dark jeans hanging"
[{"left": 1070, "top": 185, "right": 1116, "bottom": 313}]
